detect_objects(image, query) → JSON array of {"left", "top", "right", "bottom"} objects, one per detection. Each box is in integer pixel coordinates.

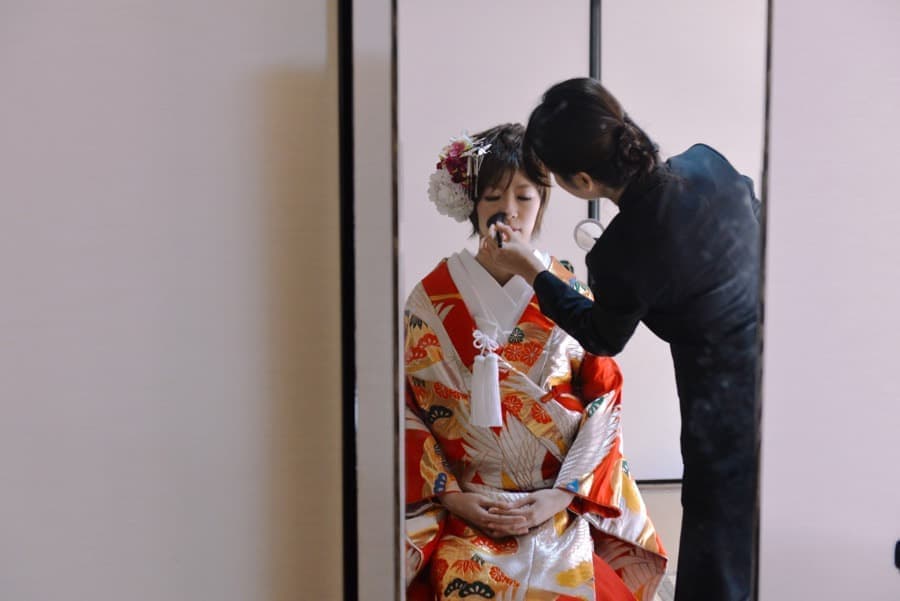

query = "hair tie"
[{"left": 618, "top": 123, "right": 641, "bottom": 162}]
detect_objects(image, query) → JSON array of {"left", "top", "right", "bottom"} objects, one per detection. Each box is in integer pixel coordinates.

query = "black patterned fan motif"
[
  {"left": 427, "top": 405, "right": 453, "bottom": 424},
  {"left": 443, "top": 578, "right": 495, "bottom": 598},
  {"left": 507, "top": 327, "right": 525, "bottom": 344}
]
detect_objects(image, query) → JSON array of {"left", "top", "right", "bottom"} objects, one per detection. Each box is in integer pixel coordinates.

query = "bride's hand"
[
  {"left": 489, "top": 488, "right": 575, "bottom": 530},
  {"left": 438, "top": 491, "right": 529, "bottom": 539},
  {"left": 480, "top": 223, "right": 546, "bottom": 286}
]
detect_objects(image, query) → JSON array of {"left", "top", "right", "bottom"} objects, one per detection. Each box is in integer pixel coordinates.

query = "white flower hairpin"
[{"left": 427, "top": 134, "right": 491, "bottom": 222}]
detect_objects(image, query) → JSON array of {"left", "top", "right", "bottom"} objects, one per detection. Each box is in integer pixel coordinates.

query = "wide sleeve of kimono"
[
  {"left": 404, "top": 305, "right": 465, "bottom": 503},
  {"left": 550, "top": 270, "right": 668, "bottom": 595},
  {"left": 404, "top": 305, "right": 464, "bottom": 587},
  {"left": 554, "top": 353, "right": 628, "bottom": 518},
  {"left": 405, "top": 381, "right": 462, "bottom": 504},
  {"left": 537, "top": 260, "right": 626, "bottom": 516}
]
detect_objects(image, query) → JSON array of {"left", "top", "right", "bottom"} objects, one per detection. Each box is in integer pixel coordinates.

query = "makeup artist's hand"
[
  {"left": 480, "top": 222, "right": 546, "bottom": 286},
  {"left": 439, "top": 491, "right": 529, "bottom": 538}
]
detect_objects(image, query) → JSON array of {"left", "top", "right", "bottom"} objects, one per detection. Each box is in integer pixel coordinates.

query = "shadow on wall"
[{"left": 260, "top": 64, "right": 343, "bottom": 600}]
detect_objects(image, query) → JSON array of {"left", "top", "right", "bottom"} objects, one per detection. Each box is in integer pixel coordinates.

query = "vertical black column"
[
  {"left": 588, "top": 0, "right": 601, "bottom": 222},
  {"left": 337, "top": 1, "right": 358, "bottom": 600}
]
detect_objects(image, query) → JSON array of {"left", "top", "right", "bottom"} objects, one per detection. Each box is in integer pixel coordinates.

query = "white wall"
[
  {"left": 0, "top": 2, "right": 343, "bottom": 600},
  {"left": 760, "top": 1, "right": 900, "bottom": 599},
  {"left": 602, "top": 0, "right": 768, "bottom": 479},
  {"left": 398, "top": 0, "right": 591, "bottom": 298}
]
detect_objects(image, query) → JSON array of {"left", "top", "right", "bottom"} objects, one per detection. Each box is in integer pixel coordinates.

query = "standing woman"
[{"left": 482, "top": 78, "right": 761, "bottom": 601}]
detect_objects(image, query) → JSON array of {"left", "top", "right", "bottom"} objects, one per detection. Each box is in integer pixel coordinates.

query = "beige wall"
[
  {"left": 0, "top": 2, "right": 342, "bottom": 600},
  {"left": 760, "top": 1, "right": 900, "bottom": 599}
]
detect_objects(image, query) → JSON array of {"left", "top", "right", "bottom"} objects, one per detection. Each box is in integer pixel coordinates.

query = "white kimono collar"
[{"left": 446, "top": 249, "right": 550, "bottom": 341}]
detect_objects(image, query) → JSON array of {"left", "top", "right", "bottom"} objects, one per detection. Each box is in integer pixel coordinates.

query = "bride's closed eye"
[{"left": 482, "top": 195, "right": 532, "bottom": 201}]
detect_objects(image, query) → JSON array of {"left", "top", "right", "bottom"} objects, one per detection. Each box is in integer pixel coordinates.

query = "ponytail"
[{"left": 523, "top": 78, "right": 659, "bottom": 188}]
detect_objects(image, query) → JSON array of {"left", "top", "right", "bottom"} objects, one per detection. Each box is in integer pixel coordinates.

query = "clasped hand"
[{"left": 438, "top": 489, "right": 575, "bottom": 539}]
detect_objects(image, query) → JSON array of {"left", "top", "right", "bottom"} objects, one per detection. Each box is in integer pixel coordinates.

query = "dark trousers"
[{"left": 673, "top": 460, "right": 756, "bottom": 601}]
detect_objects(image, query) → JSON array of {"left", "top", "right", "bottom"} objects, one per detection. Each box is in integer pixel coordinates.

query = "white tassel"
[
  {"left": 470, "top": 330, "right": 503, "bottom": 427},
  {"left": 471, "top": 354, "right": 487, "bottom": 422}
]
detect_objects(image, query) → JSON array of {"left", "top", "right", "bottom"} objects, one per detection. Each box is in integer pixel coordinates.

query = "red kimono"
[{"left": 405, "top": 255, "right": 667, "bottom": 601}]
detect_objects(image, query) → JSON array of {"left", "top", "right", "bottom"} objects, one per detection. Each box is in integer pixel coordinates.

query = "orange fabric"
[
  {"left": 580, "top": 353, "right": 624, "bottom": 402},
  {"left": 420, "top": 260, "right": 478, "bottom": 369},
  {"left": 592, "top": 554, "right": 637, "bottom": 601}
]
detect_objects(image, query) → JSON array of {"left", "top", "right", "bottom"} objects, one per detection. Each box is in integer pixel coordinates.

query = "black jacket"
[{"left": 534, "top": 144, "right": 761, "bottom": 473}]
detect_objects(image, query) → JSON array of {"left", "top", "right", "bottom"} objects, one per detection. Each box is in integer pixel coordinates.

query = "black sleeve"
[
  {"left": 741, "top": 175, "right": 762, "bottom": 222},
  {"left": 533, "top": 269, "right": 646, "bottom": 356}
]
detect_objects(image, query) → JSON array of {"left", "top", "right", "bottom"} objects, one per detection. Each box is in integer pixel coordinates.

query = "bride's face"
[{"left": 475, "top": 169, "right": 542, "bottom": 244}]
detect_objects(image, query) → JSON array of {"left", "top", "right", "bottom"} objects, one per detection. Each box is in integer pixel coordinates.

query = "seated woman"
[{"left": 405, "top": 123, "right": 667, "bottom": 601}]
